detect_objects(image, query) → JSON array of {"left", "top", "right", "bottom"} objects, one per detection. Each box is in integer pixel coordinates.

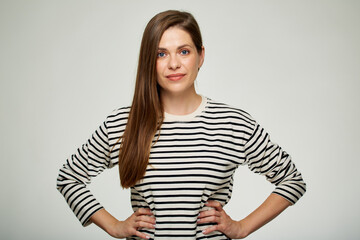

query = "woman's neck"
[{"left": 161, "top": 90, "right": 202, "bottom": 116}]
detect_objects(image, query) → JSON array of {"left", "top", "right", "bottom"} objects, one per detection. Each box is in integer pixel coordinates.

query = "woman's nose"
[{"left": 168, "top": 55, "right": 180, "bottom": 70}]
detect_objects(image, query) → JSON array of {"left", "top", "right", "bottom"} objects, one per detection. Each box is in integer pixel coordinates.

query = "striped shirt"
[{"left": 56, "top": 96, "right": 306, "bottom": 239}]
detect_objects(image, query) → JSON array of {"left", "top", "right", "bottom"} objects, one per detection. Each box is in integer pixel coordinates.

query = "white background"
[{"left": 1, "top": 0, "right": 359, "bottom": 239}]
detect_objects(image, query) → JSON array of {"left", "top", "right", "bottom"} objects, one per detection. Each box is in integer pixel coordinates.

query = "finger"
[
  {"left": 136, "top": 215, "right": 156, "bottom": 225},
  {"left": 205, "top": 200, "right": 223, "bottom": 211},
  {"left": 202, "top": 224, "right": 219, "bottom": 235},
  {"left": 134, "top": 230, "right": 151, "bottom": 240},
  {"left": 135, "top": 220, "right": 156, "bottom": 229},
  {"left": 198, "top": 209, "right": 220, "bottom": 219},
  {"left": 197, "top": 215, "right": 220, "bottom": 224},
  {"left": 135, "top": 208, "right": 153, "bottom": 216}
]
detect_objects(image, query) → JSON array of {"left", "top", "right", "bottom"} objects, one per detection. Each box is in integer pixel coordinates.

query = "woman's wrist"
[
  {"left": 236, "top": 219, "right": 250, "bottom": 239},
  {"left": 90, "top": 209, "right": 125, "bottom": 238},
  {"left": 106, "top": 219, "right": 125, "bottom": 238}
]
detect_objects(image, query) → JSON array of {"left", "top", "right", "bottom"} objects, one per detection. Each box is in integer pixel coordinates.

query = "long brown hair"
[{"left": 118, "top": 10, "right": 203, "bottom": 188}]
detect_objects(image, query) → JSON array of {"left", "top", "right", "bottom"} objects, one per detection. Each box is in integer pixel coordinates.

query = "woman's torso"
[{"left": 106, "top": 96, "right": 254, "bottom": 239}]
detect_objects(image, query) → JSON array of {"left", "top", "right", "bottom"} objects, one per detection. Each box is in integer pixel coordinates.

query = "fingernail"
[{"left": 202, "top": 230, "right": 206, "bottom": 235}]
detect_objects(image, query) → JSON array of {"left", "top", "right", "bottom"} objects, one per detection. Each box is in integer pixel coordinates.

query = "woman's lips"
[{"left": 166, "top": 73, "right": 186, "bottom": 81}]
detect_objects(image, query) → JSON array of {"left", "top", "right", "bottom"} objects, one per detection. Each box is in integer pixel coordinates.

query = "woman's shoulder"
[
  {"left": 104, "top": 106, "right": 131, "bottom": 125},
  {"left": 203, "top": 96, "right": 256, "bottom": 125}
]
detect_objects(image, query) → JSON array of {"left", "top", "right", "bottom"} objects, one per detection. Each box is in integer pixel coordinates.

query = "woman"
[{"left": 57, "top": 10, "right": 306, "bottom": 239}]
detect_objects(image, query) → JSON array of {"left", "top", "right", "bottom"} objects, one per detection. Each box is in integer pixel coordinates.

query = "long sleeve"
[
  {"left": 244, "top": 123, "right": 306, "bottom": 204},
  {"left": 56, "top": 120, "right": 113, "bottom": 226}
]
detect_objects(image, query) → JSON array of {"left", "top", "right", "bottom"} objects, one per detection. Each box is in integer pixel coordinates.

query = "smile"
[{"left": 166, "top": 73, "right": 186, "bottom": 81}]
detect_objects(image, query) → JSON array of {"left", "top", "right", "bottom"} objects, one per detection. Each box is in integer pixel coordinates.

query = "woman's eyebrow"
[
  {"left": 157, "top": 44, "right": 193, "bottom": 51},
  {"left": 177, "top": 44, "right": 193, "bottom": 49}
]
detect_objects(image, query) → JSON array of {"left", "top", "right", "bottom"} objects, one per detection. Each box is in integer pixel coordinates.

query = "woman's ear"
[{"left": 198, "top": 46, "right": 205, "bottom": 70}]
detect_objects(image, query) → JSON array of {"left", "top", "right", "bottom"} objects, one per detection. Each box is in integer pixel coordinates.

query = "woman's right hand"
[
  {"left": 91, "top": 208, "right": 155, "bottom": 239},
  {"left": 108, "top": 208, "right": 156, "bottom": 239}
]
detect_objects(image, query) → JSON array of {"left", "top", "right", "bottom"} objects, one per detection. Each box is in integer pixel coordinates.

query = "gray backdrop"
[{"left": 1, "top": 0, "right": 359, "bottom": 239}]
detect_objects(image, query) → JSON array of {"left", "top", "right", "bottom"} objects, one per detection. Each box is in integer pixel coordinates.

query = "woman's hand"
[
  {"left": 197, "top": 200, "right": 246, "bottom": 239},
  {"left": 91, "top": 208, "right": 155, "bottom": 239},
  {"left": 114, "top": 208, "right": 156, "bottom": 239},
  {"left": 110, "top": 208, "right": 156, "bottom": 239}
]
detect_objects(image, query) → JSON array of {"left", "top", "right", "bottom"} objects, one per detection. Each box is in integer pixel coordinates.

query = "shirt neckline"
[{"left": 164, "top": 95, "right": 207, "bottom": 122}]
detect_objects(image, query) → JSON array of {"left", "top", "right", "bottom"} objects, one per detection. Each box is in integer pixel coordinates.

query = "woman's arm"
[
  {"left": 56, "top": 120, "right": 112, "bottom": 226},
  {"left": 198, "top": 119, "right": 306, "bottom": 238},
  {"left": 237, "top": 193, "right": 291, "bottom": 237},
  {"left": 198, "top": 193, "right": 291, "bottom": 239}
]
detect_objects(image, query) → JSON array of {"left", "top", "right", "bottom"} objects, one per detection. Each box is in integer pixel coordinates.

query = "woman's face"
[{"left": 156, "top": 27, "right": 204, "bottom": 97}]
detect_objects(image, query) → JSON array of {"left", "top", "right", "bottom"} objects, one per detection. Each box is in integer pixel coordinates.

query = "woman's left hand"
[{"left": 197, "top": 200, "right": 245, "bottom": 239}]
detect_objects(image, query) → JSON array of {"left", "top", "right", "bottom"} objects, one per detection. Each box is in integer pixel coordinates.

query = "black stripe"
[
  {"left": 136, "top": 179, "right": 232, "bottom": 187},
  {"left": 146, "top": 166, "right": 237, "bottom": 173}
]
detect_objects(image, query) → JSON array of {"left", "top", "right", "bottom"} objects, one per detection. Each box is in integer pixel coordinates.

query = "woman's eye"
[
  {"left": 158, "top": 52, "right": 166, "bottom": 58},
  {"left": 180, "top": 50, "right": 189, "bottom": 55}
]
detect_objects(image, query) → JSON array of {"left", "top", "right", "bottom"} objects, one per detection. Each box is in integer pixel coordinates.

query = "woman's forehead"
[{"left": 158, "top": 27, "right": 195, "bottom": 49}]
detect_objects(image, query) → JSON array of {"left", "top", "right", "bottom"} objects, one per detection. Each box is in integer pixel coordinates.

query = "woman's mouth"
[{"left": 166, "top": 73, "right": 186, "bottom": 81}]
